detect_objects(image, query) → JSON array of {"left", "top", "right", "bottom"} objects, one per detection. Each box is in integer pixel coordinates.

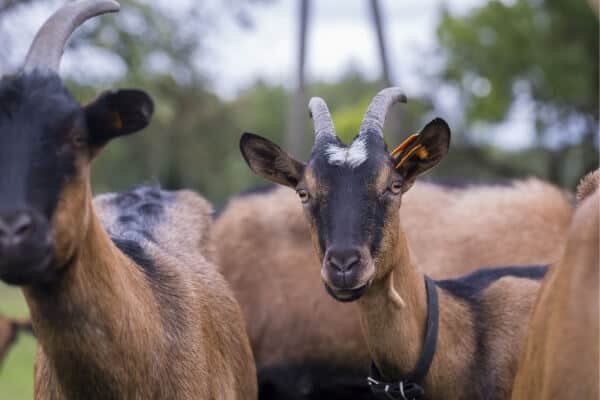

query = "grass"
[{"left": 0, "top": 283, "right": 35, "bottom": 399}]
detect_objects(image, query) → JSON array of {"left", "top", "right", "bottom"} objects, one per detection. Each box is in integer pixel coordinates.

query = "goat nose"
[
  {"left": 0, "top": 212, "right": 34, "bottom": 247},
  {"left": 327, "top": 248, "right": 361, "bottom": 273}
]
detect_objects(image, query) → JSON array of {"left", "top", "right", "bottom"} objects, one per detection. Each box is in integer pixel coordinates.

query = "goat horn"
[
  {"left": 308, "top": 97, "right": 336, "bottom": 140},
  {"left": 359, "top": 87, "right": 407, "bottom": 138},
  {"left": 24, "top": 0, "right": 120, "bottom": 72}
]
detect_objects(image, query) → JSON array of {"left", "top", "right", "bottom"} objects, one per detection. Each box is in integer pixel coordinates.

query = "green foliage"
[
  {"left": 437, "top": 0, "right": 598, "bottom": 187},
  {"left": 0, "top": 285, "right": 34, "bottom": 400},
  {"left": 438, "top": 0, "right": 598, "bottom": 123}
]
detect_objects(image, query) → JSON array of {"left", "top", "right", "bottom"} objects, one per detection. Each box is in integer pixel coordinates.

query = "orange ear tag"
[
  {"left": 395, "top": 144, "right": 425, "bottom": 169},
  {"left": 111, "top": 112, "right": 123, "bottom": 130},
  {"left": 390, "top": 133, "right": 420, "bottom": 158}
]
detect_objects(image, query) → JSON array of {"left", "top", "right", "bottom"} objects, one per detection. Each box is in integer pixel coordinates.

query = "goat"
[
  {"left": 214, "top": 178, "right": 571, "bottom": 399},
  {"left": 0, "top": 314, "right": 33, "bottom": 369},
  {"left": 511, "top": 171, "right": 599, "bottom": 400},
  {"left": 239, "top": 88, "right": 550, "bottom": 399},
  {"left": 0, "top": 1, "right": 256, "bottom": 398}
]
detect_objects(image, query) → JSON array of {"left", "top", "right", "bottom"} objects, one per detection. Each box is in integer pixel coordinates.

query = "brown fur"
[
  {"left": 344, "top": 171, "right": 546, "bottom": 399},
  {"left": 511, "top": 183, "right": 599, "bottom": 399},
  {"left": 23, "top": 179, "right": 256, "bottom": 399},
  {"left": 214, "top": 179, "right": 571, "bottom": 374},
  {"left": 575, "top": 169, "right": 600, "bottom": 204}
]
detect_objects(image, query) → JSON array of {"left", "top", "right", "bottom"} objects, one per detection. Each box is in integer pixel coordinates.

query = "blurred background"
[{"left": 0, "top": 0, "right": 598, "bottom": 397}]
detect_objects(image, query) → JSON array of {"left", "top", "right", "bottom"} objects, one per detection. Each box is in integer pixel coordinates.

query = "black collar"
[{"left": 367, "top": 275, "right": 439, "bottom": 400}]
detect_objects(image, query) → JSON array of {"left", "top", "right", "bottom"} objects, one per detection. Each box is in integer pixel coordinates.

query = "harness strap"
[{"left": 367, "top": 275, "right": 439, "bottom": 400}]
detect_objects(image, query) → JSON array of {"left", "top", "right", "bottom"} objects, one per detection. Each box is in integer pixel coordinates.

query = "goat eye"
[
  {"left": 297, "top": 189, "right": 310, "bottom": 203},
  {"left": 389, "top": 181, "right": 403, "bottom": 195}
]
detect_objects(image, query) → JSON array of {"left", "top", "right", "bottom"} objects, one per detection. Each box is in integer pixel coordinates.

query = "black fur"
[
  {"left": 0, "top": 72, "right": 80, "bottom": 218},
  {"left": 308, "top": 135, "right": 393, "bottom": 288},
  {"left": 0, "top": 72, "right": 83, "bottom": 285},
  {"left": 436, "top": 265, "right": 547, "bottom": 399},
  {"left": 258, "top": 362, "right": 375, "bottom": 400},
  {"left": 105, "top": 185, "right": 174, "bottom": 244},
  {"left": 435, "top": 265, "right": 547, "bottom": 300},
  {"left": 112, "top": 238, "right": 157, "bottom": 275}
]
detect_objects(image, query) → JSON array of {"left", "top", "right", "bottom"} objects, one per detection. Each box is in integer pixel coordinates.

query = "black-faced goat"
[
  {"left": 239, "top": 88, "right": 549, "bottom": 399},
  {"left": 0, "top": 1, "right": 256, "bottom": 398}
]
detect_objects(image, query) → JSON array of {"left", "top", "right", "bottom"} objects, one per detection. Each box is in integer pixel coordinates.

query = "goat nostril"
[
  {"left": 345, "top": 256, "right": 359, "bottom": 270},
  {"left": 328, "top": 251, "right": 361, "bottom": 272},
  {"left": 12, "top": 215, "right": 33, "bottom": 238},
  {"left": 14, "top": 223, "right": 31, "bottom": 238},
  {"left": 0, "top": 214, "right": 34, "bottom": 245}
]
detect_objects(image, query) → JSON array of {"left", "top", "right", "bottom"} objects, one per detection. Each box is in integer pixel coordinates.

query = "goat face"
[
  {"left": 240, "top": 89, "right": 450, "bottom": 302},
  {"left": 0, "top": 71, "right": 153, "bottom": 286}
]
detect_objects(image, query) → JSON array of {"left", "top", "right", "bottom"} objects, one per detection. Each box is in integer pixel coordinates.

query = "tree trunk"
[
  {"left": 369, "top": 0, "right": 403, "bottom": 143},
  {"left": 286, "top": 0, "right": 310, "bottom": 155}
]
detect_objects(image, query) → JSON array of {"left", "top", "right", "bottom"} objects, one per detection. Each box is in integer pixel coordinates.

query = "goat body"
[
  {"left": 511, "top": 175, "right": 599, "bottom": 399},
  {"left": 23, "top": 187, "right": 257, "bottom": 399}
]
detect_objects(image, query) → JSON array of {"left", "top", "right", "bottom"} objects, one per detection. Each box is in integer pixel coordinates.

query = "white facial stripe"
[{"left": 325, "top": 137, "right": 368, "bottom": 168}]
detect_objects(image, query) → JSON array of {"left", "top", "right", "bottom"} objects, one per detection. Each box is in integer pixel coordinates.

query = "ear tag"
[
  {"left": 416, "top": 146, "right": 429, "bottom": 160},
  {"left": 390, "top": 133, "right": 420, "bottom": 158},
  {"left": 392, "top": 132, "right": 430, "bottom": 169},
  {"left": 110, "top": 112, "right": 123, "bottom": 130},
  {"left": 395, "top": 144, "right": 427, "bottom": 169}
]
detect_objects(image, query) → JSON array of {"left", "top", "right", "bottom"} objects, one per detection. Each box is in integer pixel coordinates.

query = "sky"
[{"left": 0, "top": 0, "right": 542, "bottom": 149}]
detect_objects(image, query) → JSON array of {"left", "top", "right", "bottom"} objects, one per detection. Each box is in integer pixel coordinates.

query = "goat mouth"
[
  {"left": 324, "top": 282, "right": 370, "bottom": 302},
  {"left": 0, "top": 248, "right": 54, "bottom": 286}
]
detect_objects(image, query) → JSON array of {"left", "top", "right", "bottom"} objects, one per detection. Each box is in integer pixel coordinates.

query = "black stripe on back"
[
  {"left": 435, "top": 265, "right": 547, "bottom": 301},
  {"left": 436, "top": 265, "right": 547, "bottom": 399},
  {"left": 112, "top": 238, "right": 157, "bottom": 276}
]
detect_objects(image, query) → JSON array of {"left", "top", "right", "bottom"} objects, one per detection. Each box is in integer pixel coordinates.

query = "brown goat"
[
  {"left": 0, "top": 1, "right": 255, "bottom": 399},
  {"left": 238, "top": 88, "right": 555, "bottom": 399},
  {"left": 0, "top": 315, "right": 33, "bottom": 369},
  {"left": 511, "top": 172, "right": 599, "bottom": 399},
  {"left": 216, "top": 173, "right": 570, "bottom": 398},
  {"left": 215, "top": 179, "right": 571, "bottom": 398}
]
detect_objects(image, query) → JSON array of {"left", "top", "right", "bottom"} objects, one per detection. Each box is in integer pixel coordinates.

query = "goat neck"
[
  {"left": 22, "top": 182, "right": 164, "bottom": 399},
  {"left": 355, "top": 225, "right": 473, "bottom": 399}
]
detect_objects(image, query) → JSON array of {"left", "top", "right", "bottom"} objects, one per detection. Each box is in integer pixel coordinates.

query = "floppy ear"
[
  {"left": 391, "top": 118, "right": 450, "bottom": 192},
  {"left": 84, "top": 89, "right": 154, "bottom": 149},
  {"left": 240, "top": 133, "right": 305, "bottom": 188}
]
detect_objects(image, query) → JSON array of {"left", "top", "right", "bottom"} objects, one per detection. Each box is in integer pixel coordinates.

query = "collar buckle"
[{"left": 367, "top": 375, "right": 424, "bottom": 400}]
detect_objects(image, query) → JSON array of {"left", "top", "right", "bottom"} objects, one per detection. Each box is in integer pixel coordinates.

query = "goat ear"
[
  {"left": 391, "top": 118, "right": 450, "bottom": 192},
  {"left": 240, "top": 133, "right": 305, "bottom": 188},
  {"left": 84, "top": 89, "right": 154, "bottom": 150}
]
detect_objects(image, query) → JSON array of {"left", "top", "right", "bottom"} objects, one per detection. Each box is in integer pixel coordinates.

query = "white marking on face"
[{"left": 325, "top": 137, "right": 368, "bottom": 168}]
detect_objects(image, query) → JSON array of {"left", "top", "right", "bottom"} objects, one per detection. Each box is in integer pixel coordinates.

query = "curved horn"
[
  {"left": 359, "top": 87, "right": 407, "bottom": 138},
  {"left": 308, "top": 97, "right": 336, "bottom": 139},
  {"left": 24, "top": 0, "right": 120, "bottom": 72}
]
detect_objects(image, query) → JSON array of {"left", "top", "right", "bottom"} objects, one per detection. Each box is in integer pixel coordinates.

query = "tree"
[
  {"left": 286, "top": 0, "right": 310, "bottom": 155},
  {"left": 436, "top": 0, "right": 598, "bottom": 187}
]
